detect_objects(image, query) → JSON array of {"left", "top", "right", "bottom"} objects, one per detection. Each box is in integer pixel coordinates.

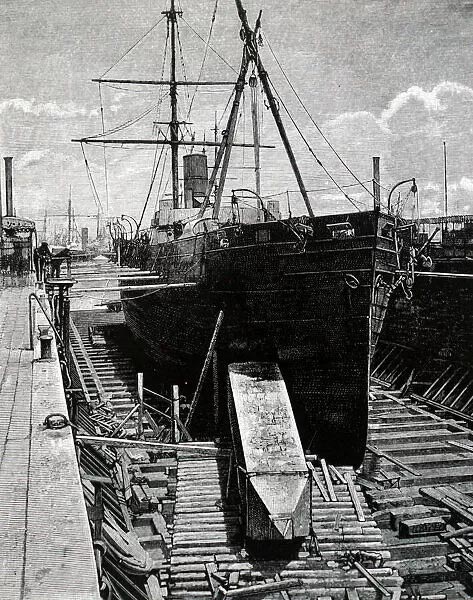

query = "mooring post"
[
  {"left": 137, "top": 372, "right": 144, "bottom": 438},
  {"left": 172, "top": 384, "right": 180, "bottom": 443}
]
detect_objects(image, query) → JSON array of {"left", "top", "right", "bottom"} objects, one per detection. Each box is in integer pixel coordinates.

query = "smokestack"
[
  {"left": 4, "top": 157, "right": 13, "bottom": 217},
  {"left": 372, "top": 156, "right": 380, "bottom": 210}
]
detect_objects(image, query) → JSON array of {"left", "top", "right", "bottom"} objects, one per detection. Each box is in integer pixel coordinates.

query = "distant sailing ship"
[{"left": 76, "top": 0, "right": 409, "bottom": 467}]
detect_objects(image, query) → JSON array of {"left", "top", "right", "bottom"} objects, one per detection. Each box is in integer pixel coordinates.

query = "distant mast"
[{"left": 67, "top": 185, "right": 72, "bottom": 245}]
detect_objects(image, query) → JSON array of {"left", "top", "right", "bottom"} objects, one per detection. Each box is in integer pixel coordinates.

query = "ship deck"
[{"left": 0, "top": 284, "right": 100, "bottom": 599}]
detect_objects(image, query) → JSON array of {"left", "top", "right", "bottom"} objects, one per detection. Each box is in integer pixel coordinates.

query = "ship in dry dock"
[{"left": 76, "top": 0, "right": 411, "bottom": 469}]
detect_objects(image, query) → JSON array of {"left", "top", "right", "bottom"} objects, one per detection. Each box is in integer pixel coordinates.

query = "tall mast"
[
  {"left": 165, "top": 0, "right": 181, "bottom": 209},
  {"left": 250, "top": 75, "right": 261, "bottom": 196},
  {"left": 234, "top": 0, "right": 314, "bottom": 218},
  {"left": 43, "top": 208, "right": 47, "bottom": 242},
  {"left": 67, "top": 185, "right": 72, "bottom": 245}
]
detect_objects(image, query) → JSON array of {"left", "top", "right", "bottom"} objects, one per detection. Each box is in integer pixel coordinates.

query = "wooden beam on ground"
[
  {"left": 74, "top": 282, "right": 197, "bottom": 293},
  {"left": 214, "top": 578, "right": 302, "bottom": 598},
  {"left": 345, "top": 471, "right": 365, "bottom": 522},
  {"left": 320, "top": 458, "right": 337, "bottom": 501},
  {"left": 76, "top": 434, "right": 230, "bottom": 455},
  {"left": 366, "top": 443, "right": 421, "bottom": 477},
  {"left": 307, "top": 462, "right": 330, "bottom": 502},
  {"left": 352, "top": 561, "right": 391, "bottom": 597}
]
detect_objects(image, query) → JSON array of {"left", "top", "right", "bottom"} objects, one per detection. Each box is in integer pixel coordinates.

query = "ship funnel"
[
  {"left": 228, "top": 362, "right": 310, "bottom": 543},
  {"left": 183, "top": 153, "right": 208, "bottom": 209},
  {"left": 4, "top": 157, "right": 13, "bottom": 217}
]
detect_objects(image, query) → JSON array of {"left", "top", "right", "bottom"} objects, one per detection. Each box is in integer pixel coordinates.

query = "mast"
[
  {"left": 212, "top": 54, "right": 249, "bottom": 218},
  {"left": 234, "top": 0, "right": 314, "bottom": 218},
  {"left": 443, "top": 140, "right": 448, "bottom": 217},
  {"left": 198, "top": 51, "right": 251, "bottom": 218},
  {"left": 165, "top": 0, "right": 181, "bottom": 209},
  {"left": 250, "top": 74, "right": 261, "bottom": 195},
  {"left": 43, "top": 208, "right": 47, "bottom": 242},
  {"left": 67, "top": 185, "right": 72, "bottom": 245}
]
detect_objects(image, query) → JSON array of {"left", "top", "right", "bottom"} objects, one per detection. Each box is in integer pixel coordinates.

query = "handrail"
[
  {"left": 142, "top": 386, "right": 192, "bottom": 441},
  {"left": 28, "top": 292, "right": 65, "bottom": 351}
]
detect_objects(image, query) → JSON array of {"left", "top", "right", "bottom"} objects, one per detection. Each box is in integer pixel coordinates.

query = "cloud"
[
  {"left": 460, "top": 176, "right": 473, "bottom": 192},
  {"left": 16, "top": 150, "right": 50, "bottom": 169},
  {"left": 0, "top": 98, "right": 98, "bottom": 118},
  {"left": 15, "top": 149, "right": 77, "bottom": 170},
  {"left": 380, "top": 82, "right": 473, "bottom": 125}
]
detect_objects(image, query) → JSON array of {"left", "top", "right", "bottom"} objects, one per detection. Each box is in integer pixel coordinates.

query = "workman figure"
[
  {"left": 33, "top": 241, "right": 52, "bottom": 282},
  {"left": 51, "top": 246, "right": 72, "bottom": 278}
]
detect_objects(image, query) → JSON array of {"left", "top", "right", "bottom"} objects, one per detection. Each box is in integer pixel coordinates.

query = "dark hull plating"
[
  {"left": 121, "top": 211, "right": 398, "bottom": 467},
  {"left": 381, "top": 257, "right": 473, "bottom": 368}
]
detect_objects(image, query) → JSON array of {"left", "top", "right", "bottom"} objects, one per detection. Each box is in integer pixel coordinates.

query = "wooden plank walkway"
[{"left": 0, "top": 285, "right": 100, "bottom": 600}]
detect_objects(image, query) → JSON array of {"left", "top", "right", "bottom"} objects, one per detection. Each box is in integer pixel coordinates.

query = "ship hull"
[
  {"left": 121, "top": 211, "right": 398, "bottom": 467},
  {"left": 380, "top": 258, "right": 473, "bottom": 370}
]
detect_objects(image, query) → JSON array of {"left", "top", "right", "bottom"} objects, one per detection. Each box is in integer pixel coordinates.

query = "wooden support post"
[
  {"left": 137, "top": 372, "right": 144, "bottom": 438},
  {"left": 86, "top": 477, "right": 107, "bottom": 581},
  {"left": 63, "top": 292, "right": 70, "bottom": 364},
  {"left": 225, "top": 452, "right": 234, "bottom": 500},
  {"left": 172, "top": 384, "right": 180, "bottom": 443},
  {"left": 213, "top": 351, "right": 219, "bottom": 431},
  {"left": 110, "top": 404, "right": 140, "bottom": 437},
  {"left": 186, "top": 310, "right": 224, "bottom": 427}
]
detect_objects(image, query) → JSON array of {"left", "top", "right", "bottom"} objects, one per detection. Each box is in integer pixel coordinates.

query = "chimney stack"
[
  {"left": 4, "top": 157, "right": 13, "bottom": 217},
  {"left": 372, "top": 156, "right": 380, "bottom": 210}
]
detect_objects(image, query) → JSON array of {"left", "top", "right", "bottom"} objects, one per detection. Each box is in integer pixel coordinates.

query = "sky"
[{"left": 2, "top": 0, "right": 473, "bottom": 238}]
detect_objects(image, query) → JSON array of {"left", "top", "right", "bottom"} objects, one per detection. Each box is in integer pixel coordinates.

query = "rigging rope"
[
  {"left": 138, "top": 130, "right": 169, "bottom": 231},
  {"left": 176, "top": 18, "right": 192, "bottom": 122},
  {"left": 101, "top": 15, "right": 167, "bottom": 78},
  {"left": 181, "top": 16, "right": 238, "bottom": 75},
  {"left": 98, "top": 83, "right": 110, "bottom": 217},
  {"left": 148, "top": 19, "right": 171, "bottom": 215},
  {"left": 85, "top": 100, "right": 166, "bottom": 140},
  {"left": 263, "top": 32, "right": 377, "bottom": 203},
  {"left": 80, "top": 143, "right": 104, "bottom": 214},
  {"left": 187, "top": 0, "right": 219, "bottom": 119},
  {"left": 261, "top": 180, "right": 374, "bottom": 199},
  {"left": 266, "top": 74, "right": 363, "bottom": 211},
  {"left": 153, "top": 149, "right": 170, "bottom": 214}
]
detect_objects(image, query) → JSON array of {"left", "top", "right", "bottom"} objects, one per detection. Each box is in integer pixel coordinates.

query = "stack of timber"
[
  {"left": 168, "top": 449, "right": 402, "bottom": 599},
  {"left": 362, "top": 385, "right": 473, "bottom": 599}
]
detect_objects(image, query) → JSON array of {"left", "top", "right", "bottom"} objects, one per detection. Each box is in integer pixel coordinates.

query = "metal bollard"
[{"left": 38, "top": 325, "right": 53, "bottom": 360}]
